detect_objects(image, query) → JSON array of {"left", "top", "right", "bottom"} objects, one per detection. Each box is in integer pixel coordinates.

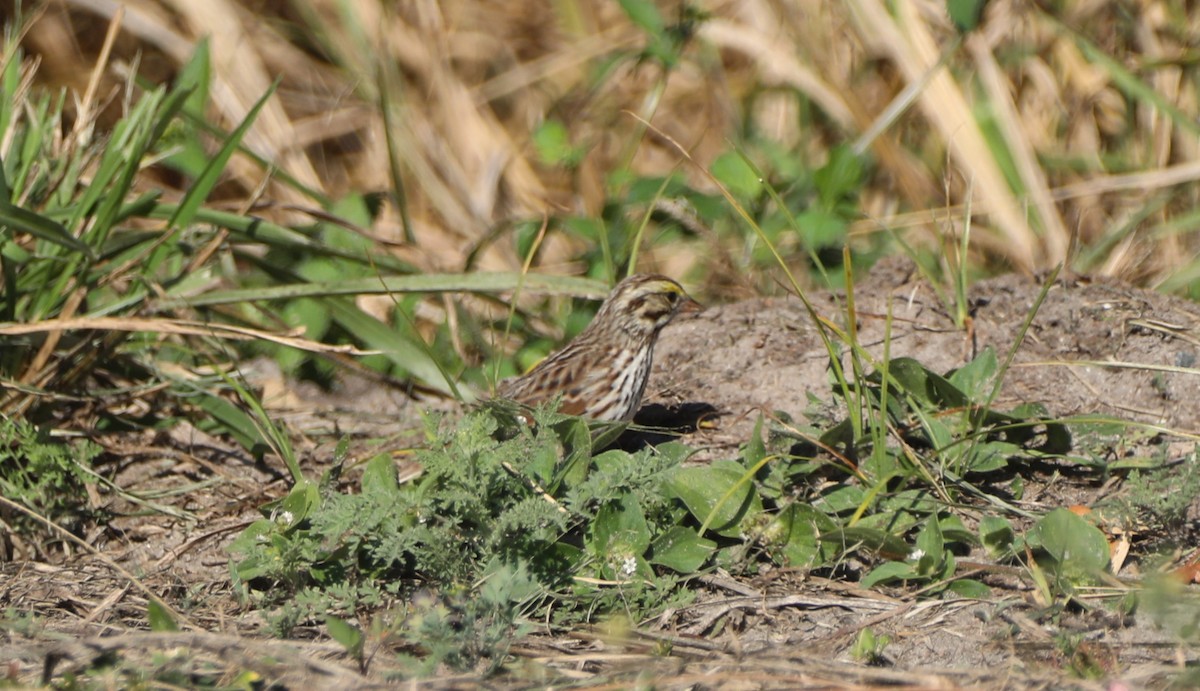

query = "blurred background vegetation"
[{"left": 1, "top": 0, "right": 1198, "bottom": 402}]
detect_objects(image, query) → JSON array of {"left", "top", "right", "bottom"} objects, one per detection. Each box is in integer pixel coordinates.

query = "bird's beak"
[{"left": 679, "top": 296, "right": 704, "bottom": 315}]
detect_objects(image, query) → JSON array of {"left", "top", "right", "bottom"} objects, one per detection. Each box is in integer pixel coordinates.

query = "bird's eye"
[{"left": 666, "top": 292, "right": 679, "bottom": 303}]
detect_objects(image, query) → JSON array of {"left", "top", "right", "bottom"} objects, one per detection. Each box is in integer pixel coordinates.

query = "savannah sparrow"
[{"left": 496, "top": 274, "right": 701, "bottom": 422}]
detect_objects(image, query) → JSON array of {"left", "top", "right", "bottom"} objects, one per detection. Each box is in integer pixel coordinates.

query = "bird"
[{"left": 495, "top": 273, "right": 701, "bottom": 422}]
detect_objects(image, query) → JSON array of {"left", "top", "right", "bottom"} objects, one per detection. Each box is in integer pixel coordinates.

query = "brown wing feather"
[{"left": 496, "top": 339, "right": 593, "bottom": 414}]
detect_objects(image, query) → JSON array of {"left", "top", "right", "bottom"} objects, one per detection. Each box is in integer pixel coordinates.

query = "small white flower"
[
  {"left": 908, "top": 548, "right": 925, "bottom": 561},
  {"left": 621, "top": 556, "right": 638, "bottom": 578},
  {"left": 276, "top": 510, "right": 294, "bottom": 525}
]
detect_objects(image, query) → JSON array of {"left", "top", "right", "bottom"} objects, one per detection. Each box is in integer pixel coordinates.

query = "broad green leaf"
[
  {"left": 979, "top": 516, "right": 1015, "bottom": 557},
  {"left": 854, "top": 509, "right": 921, "bottom": 535},
  {"left": 813, "top": 484, "right": 865, "bottom": 515},
  {"left": 770, "top": 503, "right": 838, "bottom": 568},
  {"left": 964, "top": 440, "right": 1017, "bottom": 473},
  {"left": 650, "top": 526, "right": 716, "bottom": 572},
  {"left": 669, "top": 460, "right": 763, "bottom": 538},
  {"left": 1029, "top": 508, "right": 1110, "bottom": 579},
  {"left": 273, "top": 480, "right": 319, "bottom": 529},
  {"left": 227, "top": 519, "right": 276, "bottom": 580},
  {"left": 741, "top": 415, "right": 767, "bottom": 468},
  {"left": 325, "top": 616, "right": 363, "bottom": 656},
  {"left": 861, "top": 560, "right": 917, "bottom": 588},
  {"left": 825, "top": 526, "right": 911, "bottom": 560},
  {"left": 938, "top": 514, "right": 978, "bottom": 547},
  {"left": 710, "top": 152, "right": 762, "bottom": 198},
  {"left": 794, "top": 209, "right": 846, "bottom": 248},
  {"left": 882, "top": 357, "right": 968, "bottom": 408},
  {"left": 591, "top": 492, "right": 651, "bottom": 556},
  {"left": 914, "top": 514, "right": 945, "bottom": 577},
  {"left": 588, "top": 419, "right": 629, "bottom": 453},
  {"left": 554, "top": 417, "right": 593, "bottom": 488},
  {"left": 281, "top": 296, "right": 332, "bottom": 343},
  {"left": 652, "top": 441, "right": 695, "bottom": 467},
  {"left": 813, "top": 145, "right": 865, "bottom": 205},
  {"left": 948, "top": 579, "right": 992, "bottom": 598},
  {"left": 361, "top": 453, "right": 398, "bottom": 495},
  {"left": 947, "top": 347, "right": 997, "bottom": 401}
]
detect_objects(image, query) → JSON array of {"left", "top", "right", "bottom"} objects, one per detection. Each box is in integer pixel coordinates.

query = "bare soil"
[{"left": 3, "top": 262, "right": 1199, "bottom": 689}]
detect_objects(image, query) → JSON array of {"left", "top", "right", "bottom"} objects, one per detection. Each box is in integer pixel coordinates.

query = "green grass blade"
[
  {"left": 157, "top": 272, "right": 608, "bottom": 309},
  {"left": 146, "top": 203, "right": 417, "bottom": 272},
  {"left": 168, "top": 79, "right": 277, "bottom": 231},
  {"left": 0, "top": 202, "right": 92, "bottom": 256},
  {"left": 325, "top": 298, "right": 466, "bottom": 398},
  {"left": 88, "top": 83, "right": 194, "bottom": 246}
]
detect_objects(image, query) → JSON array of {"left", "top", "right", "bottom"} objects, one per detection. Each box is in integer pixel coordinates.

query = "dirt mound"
[{"left": 647, "top": 261, "right": 1200, "bottom": 456}]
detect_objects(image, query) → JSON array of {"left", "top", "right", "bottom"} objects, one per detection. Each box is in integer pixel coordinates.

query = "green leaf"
[
  {"left": 741, "top": 415, "right": 767, "bottom": 468},
  {"left": 591, "top": 492, "right": 651, "bottom": 556},
  {"left": 794, "top": 209, "right": 846, "bottom": 248},
  {"left": 948, "top": 578, "right": 992, "bottom": 598},
  {"left": 192, "top": 390, "right": 269, "bottom": 455},
  {"left": 554, "top": 416, "right": 594, "bottom": 489},
  {"left": 914, "top": 514, "right": 945, "bottom": 577},
  {"left": 938, "top": 514, "right": 978, "bottom": 547},
  {"left": 177, "top": 38, "right": 212, "bottom": 118},
  {"left": 652, "top": 441, "right": 695, "bottom": 467},
  {"left": 947, "top": 347, "right": 998, "bottom": 402},
  {"left": 947, "top": 0, "right": 987, "bottom": 32},
  {"left": 710, "top": 152, "right": 762, "bottom": 198},
  {"left": 882, "top": 357, "right": 969, "bottom": 408},
  {"left": 532, "top": 119, "right": 583, "bottom": 167},
  {"left": 979, "top": 516, "right": 1015, "bottom": 557},
  {"left": 649, "top": 526, "right": 716, "bottom": 572},
  {"left": 813, "top": 145, "right": 865, "bottom": 204},
  {"left": 618, "top": 0, "right": 666, "bottom": 35},
  {"left": 861, "top": 560, "right": 917, "bottom": 588},
  {"left": 587, "top": 419, "right": 629, "bottom": 453},
  {"left": 770, "top": 503, "right": 838, "bottom": 568},
  {"left": 825, "top": 526, "right": 911, "bottom": 560},
  {"left": 964, "top": 440, "right": 1017, "bottom": 473},
  {"left": 272, "top": 480, "right": 320, "bottom": 529},
  {"left": 1029, "top": 508, "right": 1110, "bottom": 579},
  {"left": 90, "top": 83, "right": 193, "bottom": 246},
  {"left": 325, "top": 616, "right": 364, "bottom": 657},
  {"left": 226, "top": 519, "right": 277, "bottom": 581},
  {"left": 813, "top": 484, "right": 865, "bottom": 515},
  {"left": 147, "top": 599, "right": 179, "bottom": 632},
  {"left": 0, "top": 202, "right": 92, "bottom": 256},
  {"left": 170, "top": 82, "right": 275, "bottom": 231},
  {"left": 361, "top": 453, "right": 398, "bottom": 495},
  {"left": 668, "top": 460, "right": 763, "bottom": 538},
  {"left": 327, "top": 298, "right": 459, "bottom": 397}
]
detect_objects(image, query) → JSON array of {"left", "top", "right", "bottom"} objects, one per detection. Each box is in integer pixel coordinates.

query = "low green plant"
[
  {"left": 227, "top": 405, "right": 705, "bottom": 661},
  {"left": 851, "top": 626, "right": 892, "bottom": 665},
  {"left": 1106, "top": 445, "right": 1200, "bottom": 537},
  {"left": 227, "top": 348, "right": 1095, "bottom": 669},
  {"left": 0, "top": 414, "right": 101, "bottom": 536}
]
